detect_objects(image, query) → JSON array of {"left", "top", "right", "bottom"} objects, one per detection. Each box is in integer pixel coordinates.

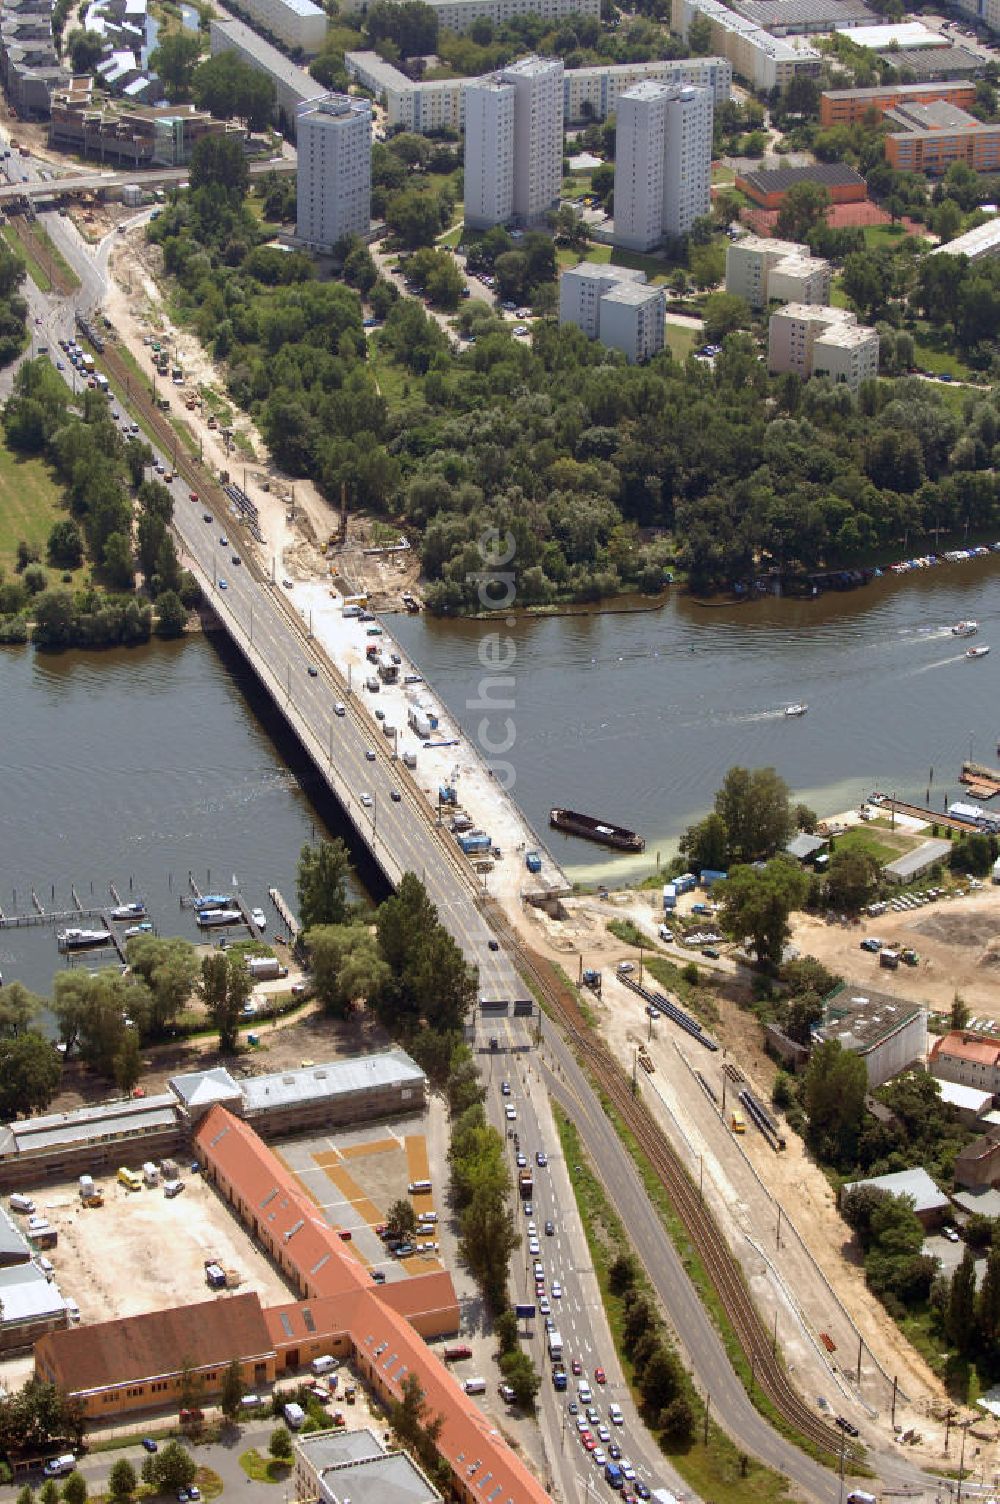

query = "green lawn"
[
  {"left": 862, "top": 222, "right": 911, "bottom": 252},
  {"left": 239, "top": 1449, "right": 291, "bottom": 1484},
  {"left": 0, "top": 441, "right": 71, "bottom": 575},
  {"left": 667, "top": 323, "right": 698, "bottom": 360},
  {"left": 832, "top": 825, "right": 913, "bottom": 865},
  {"left": 2, "top": 225, "right": 51, "bottom": 293},
  {"left": 910, "top": 332, "right": 972, "bottom": 382},
  {"left": 30, "top": 223, "right": 81, "bottom": 291},
  {"left": 437, "top": 224, "right": 463, "bottom": 248}
]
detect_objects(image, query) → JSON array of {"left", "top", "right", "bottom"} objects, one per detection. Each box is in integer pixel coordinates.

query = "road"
[{"left": 0, "top": 154, "right": 294, "bottom": 203}]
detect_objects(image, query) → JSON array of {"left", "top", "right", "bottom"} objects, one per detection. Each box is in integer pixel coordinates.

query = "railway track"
[{"left": 486, "top": 906, "right": 854, "bottom": 1466}]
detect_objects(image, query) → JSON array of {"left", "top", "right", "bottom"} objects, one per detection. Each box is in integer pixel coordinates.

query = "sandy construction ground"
[{"left": 17, "top": 1171, "right": 295, "bottom": 1327}]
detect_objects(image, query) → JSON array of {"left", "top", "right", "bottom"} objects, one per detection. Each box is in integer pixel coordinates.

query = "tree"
[
  {"left": 113, "top": 1028, "right": 142, "bottom": 1096},
  {"left": 947, "top": 1248, "right": 978, "bottom": 1354},
  {"left": 40, "top": 1485, "right": 59, "bottom": 1504},
  {"left": 106, "top": 1459, "right": 137, "bottom": 1501},
  {"left": 47, "top": 520, "right": 83, "bottom": 570},
  {"left": 688, "top": 11, "right": 713, "bottom": 51},
  {"left": 679, "top": 811, "right": 729, "bottom": 872},
  {"left": 67, "top": 29, "right": 105, "bottom": 72},
  {"left": 149, "top": 32, "right": 203, "bottom": 97},
  {"left": 296, "top": 838, "right": 352, "bottom": 929},
  {"left": 660, "top": 1394, "right": 695, "bottom": 1443},
  {"left": 459, "top": 1182, "right": 518, "bottom": 1311},
  {"left": 499, "top": 1348, "right": 540, "bottom": 1406},
  {"left": 198, "top": 952, "right": 252, "bottom": 1054},
  {"left": 190, "top": 134, "right": 248, "bottom": 201},
  {"left": 386, "top": 1198, "right": 417, "bottom": 1240},
  {"left": 825, "top": 847, "right": 881, "bottom": 912},
  {"left": 776, "top": 180, "right": 831, "bottom": 241},
  {"left": 192, "top": 52, "right": 275, "bottom": 129},
  {"left": 125, "top": 934, "right": 198, "bottom": 1034},
  {"left": 716, "top": 858, "right": 807, "bottom": 970},
  {"left": 0, "top": 1033, "right": 62, "bottom": 1118},
  {"left": 155, "top": 588, "right": 188, "bottom": 638},
  {"left": 62, "top": 1475, "right": 86, "bottom": 1504},
  {"left": 384, "top": 189, "right": 447, "bottom": 250},
  {"left": 145, "top": 1443, "right": 196, "bottom": 1492},
  {"left": 219, "top": 1358, "right": 244, "bottom": 1422},
  {"left": 803, "top": 1039, "right": 868, "bottom": 1169},
  {"left": 794, "top": 803, "right": 818, "bottom": 833},
  {"left": 268, "top": 1426, "right": 293, "bottom": 1462},
  {"left": 714, "top": 765, "right": 792, "bottom": 863},
  {"left": 702, "top": 292, "right": 750, "bottom": 345},
  {"left": 0, "top": 980, "right": 42, "bottom": 1038},
  {"left": 306, "top": 922, "right": 389, "bottom": 1016},
  {"left": 951, "top": 994, "right": 970, "bottom": 1030}
]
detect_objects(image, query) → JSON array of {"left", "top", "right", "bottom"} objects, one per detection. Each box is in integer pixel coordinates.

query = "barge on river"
[{"left": 549, "top": 807, "right": 645, "bottom": 852}]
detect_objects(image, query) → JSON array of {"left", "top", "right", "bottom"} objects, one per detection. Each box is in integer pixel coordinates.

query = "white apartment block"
[
  {"left": 725, "top": 233, "right": 831, "bottom": 308},
  {"left": 463, "top": 54, "right": 563, "bottom": 228},
  {"left": 671, "top": 0, "right": 820, "bottom": 90},
  {"left": 952, "top": 0, "right": 1000, "bottom": 35},
  {"left": 768, "top": 303, "right": 878, "bottom": 389},
  {"left": 559, "top": 261, "right": 665, "bottom": 362},
  {"left": 210, "top": 18, "right": 325, "bottom": 135},
  {"left": 613, "top": 80, "right": 712, "bottom": 251},
  {"left": 237, "top": 0, "right": 326, "bottom": 54},
  {"left": 340, "top": 0, "right": 598, "bottom": 28},
  {"left": 295, "top": 93, "right": 372, "bottom": 254},
  {"left": 564, "top": 56, "right": 731, "bottom": 122},
  {"left": 463, "top": 77, "right": 514, "bottom": 229}
]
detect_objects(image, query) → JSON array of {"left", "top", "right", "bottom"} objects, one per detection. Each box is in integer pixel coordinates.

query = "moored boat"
[
  {"left": 111, "top": 902, "right": 146, "bottom": 921},
  {"left": 195, "top": 908, "right": 243, "bottom": 928},
  {"left": 57, "top": 927, "right": 112, "bottom": 952},
  {"left": 549, "top": 807, "right": 645, "bottom": 852}
]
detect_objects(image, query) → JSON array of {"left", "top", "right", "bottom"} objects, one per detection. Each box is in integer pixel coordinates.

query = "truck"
[
  {"left": 142, "top": 1161, "right": 159, "bottom": 1187},
  {"left": 79, "top": 1175, "right": 95, "bottom": 1201},
  {"left": 675, "top": 872, "right": 697, "bottom": 894},
  {"left": 699, "top": 869, "right": 728, "bottom": 888},
  {"left": 378, "top": 651, "right": 398, "bottom": 683},
  {"left": 518, "top": 1167, "right": 534, "bottom": 1200},
  {"left": 205, "top": 1262, "right": 227, "bottom": 1289},
  {"left": 525, "top": 850, "right": 542, "bottom": 874},
  {"left": 605, "top": 1461, "right": 624, "bottom": 1489},
  {"left": 458, "top": 831, "right": 491, "bottom": 856},
  {"left": 439, "top": 785, "right": 457, "bottom": 805},
  {"left": 408, "top": 705, "right": 431, "bottom": 738},
  {"left": 662, "top": 883, "right": 677, "bottom": 911},
  {"left": 880, "top": 949, "right": 900, "bottom": 970},
  {"left": 547, "top": 1329, "right": 563, "bottom": 1362},
  {"left": 283, "top": 1402, "right": 305, "bottom": 1430},
  {"left": 552, "top": 1366, "right": 567, "bottom": 1390},
  {"left": 246, "top": 955, "right": 287, "bottom": 981}
]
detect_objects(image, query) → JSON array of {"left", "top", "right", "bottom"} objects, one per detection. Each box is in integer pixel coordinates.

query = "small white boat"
[
  {"left": 57, "top": 927, "right": 112, "bottom": 952},
  {"left": 967, "top": 646, "right": 990, "bottom": 659},
  {"left": 952, "top": 620, "right": 978, "bottom": 637},
  {"left": 785, "top": 703, "right": 808, "bottom": 717},
  {"left": 251, "top": 907, "right": 267, "bottom": 931}
]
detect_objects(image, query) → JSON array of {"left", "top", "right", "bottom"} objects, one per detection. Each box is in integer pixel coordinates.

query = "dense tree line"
[{"left": 611, "top": 1253, "right": 695, "bottom": 1442}]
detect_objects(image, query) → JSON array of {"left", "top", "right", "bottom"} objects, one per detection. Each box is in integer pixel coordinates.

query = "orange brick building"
[
  {"left": 820, "top": 80, "right": 977, "bottom": 126},
  {"left": 735, "top": 161, "right": 867, "bottom": 210},
  {"left": 885, "top": 101, "right": 1000, "bottom": 174}
]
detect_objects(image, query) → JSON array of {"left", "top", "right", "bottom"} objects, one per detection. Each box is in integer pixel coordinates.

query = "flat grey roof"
[
  {"left": 735, "top": 0, "right": 874, "bottom": 25},
  {"left": 243, "top": 1049, "right": 425, "bottom": 1114},
  {"left": 876, "top": 43, "right": 982, "bottom": 74},
  {"left": 318, "top": 1452, "right": 441, "bottom": 1504},
  {"left": 883, "top": 839, "right": 952, "bottom": 880},
  {"left": 843, "top": 1167, "right": 949, "bottom": 1214},
  {"left": 818, "top": 988, "right": 924, "bottom": 1051},
  {"left": 0, "top": 1262, "right": 67, "bottom": 1324},
  {"left": 0, "top": 1205, "right": 30, "bottom": 1263},
  {"left": 0, "top": 1094, "right": 178, "bottom": 1157},
  {"left": 210, "top": 17, "right": 325, "bottom": 98},
  {"left": 786, "top": 832, "right": 828, "bottom": 859},
  {"left": 299, "top": 1427, "right": 386, "bottom": 1468},
  {"left": 937, "top": 1078, "right": 993, "bottom": 1112}
]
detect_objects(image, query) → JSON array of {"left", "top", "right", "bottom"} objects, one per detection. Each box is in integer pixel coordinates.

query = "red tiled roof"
[
  {"left": 35, "top": 1292, "right": 272, "bottom": 1396},
  {"left": 932, "top": 1032, "right": 1000, "bottom": 1068}
]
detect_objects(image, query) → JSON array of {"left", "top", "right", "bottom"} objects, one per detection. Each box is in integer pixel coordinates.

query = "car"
[
  {"left": 943, "top": 1225, "right": 960, "bottom": 1243},
  {"left": 365, "top": 749, "right": 376, "bottom": 761},
  {"left": 567, "top": 1400, "right": 579, "bottom": 1415},
  {"left": 582, "top": 1435, "right": 597, "bottom": 1452},
  {"left": 188, "top": 1490, "right": 201, "bottom": 1502},
  {"left": 516, "top": 1151, "right": 527, "bottom": 1167},
  {"left": 552, "top": 1281, "right": 562, "bottom": 1298},
  {"left": 571, "top": 1358, "right": 582, "bottom": 1375},
  {"left": 586, "top": 1405, "right": 600, "bottom": 1424},
  {"left": 218, "top": 578, "right": 228, "bottom": 590},
  {"left": 539, "top": 1295, "right": 551, "bottom": 1315},
  {"left": 232, "top": 555, "right": 241, "bottom": 566},
  {"left": 617, "top": 961, "right": 635, "bottom": 974},
  {"left": 597, "top": 1424, "right": 610, "bottom": 1442},
  {"left": 361, "top": 793, "right": 373, "bottom": 808},
  {"left": 337, "top": 1228, "right": 352, "bottom": 1240},
  {"left": 219, "top": 535, "right": 229, "bottom": 547},
  {"left": 513, "top": 324, "right": 529, "bottom": 335},
  {"left": 635, "top": 1484, "right": 651, "bottom": 1500},
  {"left": 141, "top": 1438, "right": 158, "bottom": 1453},
  {"left": 536, "top": 1150, "right": 547, "bottom": 1167},
  {"left": 608, "top": 1403, "right": 624, "bottom": 1425},
  {"left": 621, "top": 1460, "right": 636, "bottom": 1481},
  {"left": 203, "top": 512, "right": 212, "bottom": 523},
  {"left": 545, "top": 1219, "right": 554, "bottom": 1235},
  {"left": 177, "top": 1493, "right": 189, "bottom": 1502},
  {"left": 374, "top": 708, "right": 385, "bottom": 721},
  {"left": 608, "top": 1442, "right": 622, "bottom": 1461},
  {"left": 576, "top": 1417, "right": 589, "bottom": 1433},
  {"left": 505, "top": 1105, "right": 517, "bottom": 1120},
  {"left": 56, "top": 360, "right": 64, "bottom": 370},
  {"left": 488, "top": 938, "right": 499, "bottom": 950},
  {"left": 593, "top": 1448, "right": 607, "bottom": 1466},
  {"left": 595, "top": 1367, "right": 606, "bottom": 1384},
  {"left": 702, "top": 946, "right": 720, "bottom": 959},
  {"left": 307, "top": 665, "right": 318, "bottom": 677},
  {"left": 501, "top": 1080, "right": 511, "bottom": 1095},
  {"left": 523, "top": 1201, "right": 533, "bottom": 1216},
  {"left": 835, "top": 1416, "right": 859, "bottom": 1437},
  {"left": 528, "top": 1238, "right": 540, "bottom": 1255},
  {"left": 860, "top": 937, "right": 882, "bottom": 952},
  {"left": 283, "top": 578, "right": 293, "bottom": 588}
]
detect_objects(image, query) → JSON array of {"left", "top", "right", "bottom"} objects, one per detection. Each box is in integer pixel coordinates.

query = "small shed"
[
  {"left": 883, "top": 839, "right": 952, "bottom": 885},
  {"left": 841, "top": 1167, "right": 950, "bottom": 1227},
  {"left": 785, "top": 832, "right": 829, "bottom": 864}
]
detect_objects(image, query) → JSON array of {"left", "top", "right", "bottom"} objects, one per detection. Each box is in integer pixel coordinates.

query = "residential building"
[
  {"left": 952, "top": 0, "right": 1000, "bottom": 39},
  {"left": 295, "top": 93, "right": 372, "bottom": 254},
  {"left": 559, "top": 262, "right": 665, "bottom": 362},
  {"left": 811, "top": 988, "right": 926, "bottom": 1086},
  {"left": 345, "top": 51, "right": 466, "bottom": 131},
  {"left": 209, "top": 17, "right": 325, "bottom": 138},
  {"left": 728, "top": 0, "right": 874, "bottom": 32},
  {"left": 0, "top": 0, "right": 65, "bottom": 118},
  {"left": 463, "top": 77, "right": 514, "bottom": 229},
  {"left": 725, "top": 233, "right": 831, "bottom": 308},
  {"left": 954, "top": 1129, "right": 1000, "bottom": 1190},
  {"left": 563, "top": 56, "right": 730, "bottom": 121},
  {"left": 932, "top": 217, "right": 1000, "bottom": 262},
  {"left": 339, "top": 0, "right": 598, "bottom": 29},
  {"left": 463, "top": 55, "right": 562, "bottom": 228},
  {"left": 930, "top": 1031, "right": 1000, "bottom": 1095},
  {"left": 840, "top": 1167, "right": 950, "bottom": 1228},
  {"left": 735, "top": 161, "right": 866, "bottom": 209},
  {"left": 613, "top": 80, "right": 712, "bottom": 250},
  {"left": 49, "top": 86, "right": 237, "bottom": 164},
  {"left": 293, "top": 1428, "right": 441, "bottom": 1504},
  {"left": 883, "top": 838, "right": 953, "bottom": 884},
  {"left": 820, "top": 79, "right": 977, "bottom": 127},
  {"left": 935, "top": 1079, "right": 995, "bottom": 1127},
  {"left": 670, "top": 0, "right": 820, "bottom": 91},
  {"left": 884, "top": 99, "right": 1000, "bottom": 175},
  {"left": 233, "top": 0, "right": 327, "bottom": 54}
]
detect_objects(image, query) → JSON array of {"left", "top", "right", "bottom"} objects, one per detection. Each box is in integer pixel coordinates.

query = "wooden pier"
[
  {"left": 0, "top": 905, "right": 108, "bottom": 931},
  {"left": 268, "top": 887, "right": 300, "bottom": 943}
]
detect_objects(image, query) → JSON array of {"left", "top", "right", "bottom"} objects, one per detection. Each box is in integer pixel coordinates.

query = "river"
[
  {"left": 0, "top": 631, "right": 370, "bottom": 997},
  {"left": 391, "top": 555, "right": 1000, "bottom": 883}
]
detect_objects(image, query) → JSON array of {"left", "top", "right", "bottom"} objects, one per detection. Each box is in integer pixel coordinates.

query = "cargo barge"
[{"left": 549, "top": 807, "right": 645, "bottom": 852}]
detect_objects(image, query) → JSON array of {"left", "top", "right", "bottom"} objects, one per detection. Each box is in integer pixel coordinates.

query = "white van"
[
  {"left": 311, "top": 1354, "right": 339, "bottom": 1376},
  {"left": 408, "top": 1180, "right": 432, "bottom": 1194},
  {"left": 10, "top": 1194, "right": 35, "bottom": 1215},
  {"left": 43, "top": 1456, "right": 76, "bottom": 1478},
  {"left": 334, "top": 702, "right": 346, "bottom": 717},
  {"left": 464, "top": 1376, "right": 487, "bottom": 1395},
  {"left": 417, "top": 1211, "right": 438, "bottom": 1225},
  {"left": 283, "top": 1402, "right": 306, "bottom": 1430}
]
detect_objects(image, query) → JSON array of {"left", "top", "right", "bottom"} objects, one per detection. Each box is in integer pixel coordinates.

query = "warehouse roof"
[
  {"left": 936, "top": 1079, "right": 994, "bottom": 1115},
  {"left": 847, "top": 20, "right": 948, "bottom": 47},
  {"left": 0, "top": 1094, "right": 178, "bottom": 1159},
  {"left": 35, "top": 1292, "right": 272, "bottom": 1394},
  {"left": 842, "top": 1166, "right": 950, "bottom": 1215},
  {"left": 0, "top": 1205, "right": 30, "bottom": 1265},
  {"left": 932, "top": 217, "right": 1000, "bottom": 260},
  {"left": 734, "top": 0, "right": 874, "bottom": 27},
  {"left": 0, "top": 1262, "right": 66, "bottom": 1326},
  {"left": 883, "top": 838, "right": 952, "bottom": 881},
  {"left": 242, "top": 1049, "right": 425, "bottom": 1116},
  {"left": 876, "top": 44, "right": 982, "bottom": 76},
  {"left": 738, "top": 161, "right": 865, "bottom": 194}
]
